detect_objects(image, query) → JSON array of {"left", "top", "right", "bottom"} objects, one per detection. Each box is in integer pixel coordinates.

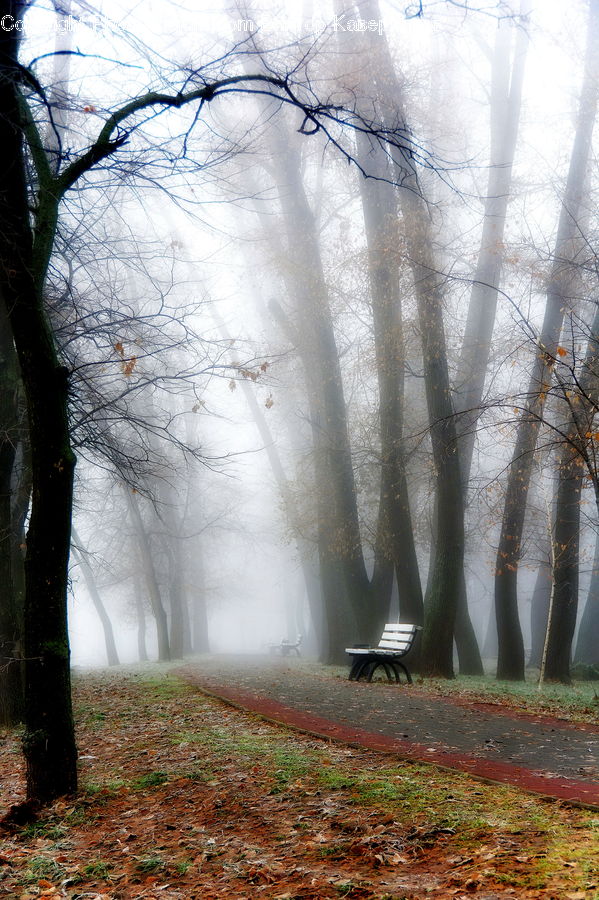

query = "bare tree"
[
  {"left": 1, "top": 0, "right": 434, "bottom": 802},
  {"left": 494, "top": 0, "right": 599, "bottom": 680}
]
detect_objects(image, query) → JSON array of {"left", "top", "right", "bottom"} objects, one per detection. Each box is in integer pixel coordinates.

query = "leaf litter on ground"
[{"left": 0, "top": 664, "right": 597, "bottom": 899}]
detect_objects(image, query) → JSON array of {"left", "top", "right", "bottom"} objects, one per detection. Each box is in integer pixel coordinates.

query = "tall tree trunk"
[
  {"left": 0, "top": 300, "right": 25, "bottom": 725},
  {"left": 451, "top": 2, "right": 530, "bottom": 675},
  {"left": 125, "top": 489, "right": 170, "bottom": 661},
  {"left": 544, "top": 459, "right": 581, "bottom": 683},
  {"left": 70, "top": 529, "right": 120, "bottom": 666},
  {"left": 0, "top": 8, "right": 77, "bottom": 802},
  {"left": 133, "top": 575, "right": 148, "bottom": 662},
  {"left": 354, "top": 0, "right": 464, "bottom": 676},
  {"left": 355, "top": 131, "right": 423, "bottom": 627},
  {"left": 545, "top": 304, "right": 599, "bottom": 681},
  {"left": 575, "top": 532, "right": 599, "bottom": 667},
  {"left": 455, "top": 0, "right": 530, "bottom": 478},
  {"left": 167, "top": 535, "right": 186, "bottom": 659},
  {"left": 190, "top": 557, "right": 210, "bottom": 654},
  {"left": 528, "top": 559, "right": 551, "bottom": 668},
  {"left": 494, "top": 0, "right": 599, "bottom": 680},
  {"left": 454, "top": 571, "right": 484, "bottom": 675},
  {"left": 266, "top": 132, "right": 377, "bottom": 658}
]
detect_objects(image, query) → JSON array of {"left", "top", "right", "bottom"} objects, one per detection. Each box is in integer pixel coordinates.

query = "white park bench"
[
  {"left": 269, "top": 634, "right": 302, "bottom": 657},
  {"left": 346, "top": 623, "right": 422, "bottom": 684}
]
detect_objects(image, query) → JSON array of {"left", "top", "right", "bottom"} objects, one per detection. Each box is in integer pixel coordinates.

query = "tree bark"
[
  {"left": 190, "top": 559, "right": 210, "bottom": 654},
  {"left": 575, "top": 532, "right": 599, "bottom": 667},
  {"left": 543, "top": 461, "right": 581, "bottom": 683},
  {"left": 0, "top": 8, "right": 77, "bottom": 801},
  {"left": 0, "top": 299, "right": 25, "bottom": 724}
]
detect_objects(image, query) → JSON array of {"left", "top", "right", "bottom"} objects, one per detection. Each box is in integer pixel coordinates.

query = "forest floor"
[{"left": 0, "top": 663, "right": 598, "bottom": 900}]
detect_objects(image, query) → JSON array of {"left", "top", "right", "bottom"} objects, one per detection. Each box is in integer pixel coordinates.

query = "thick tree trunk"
[
  {"left": 70, "top": 530, "right": 120, "bottom": 667},
  {"left": 494, "top": 0, "right": 599, "bottom": 680},
  {"left": 544, "top": 459, "right": 581, "bottom": 683},
  {"left": 544, "top": 304, "right": 599, "bottom": 681},
  {"left": 266, "top": 134, "right": 376, "bottom": 659},
  {"left": 244, "top": 136, "right": 383, "bottom": 659},
  {"left": 0, "top": 301, "right": 25, "bottom": 725},
  {"left": 0, "top": 11, "right": 77, "bottom": 802},
  {"left": 354, "top": 0, "right": 464, "bottom": 676},
  {"left": 575, "top": 532, "right": 599, "bottom": 667},
  {"left": 355, "top": 131, "right": 423, "bottom": 629}
]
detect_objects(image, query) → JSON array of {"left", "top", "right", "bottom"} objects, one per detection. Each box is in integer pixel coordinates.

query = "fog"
[{"left": 4, "top": 0, "right": 599, "bottom": 685}]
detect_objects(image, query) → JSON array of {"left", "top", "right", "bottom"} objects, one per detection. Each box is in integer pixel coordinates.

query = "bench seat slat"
[
  {"left": 382, "top": 623, "right": 416, "bottom": 633},
  {"left": 346, "top": 647, "right": 410, "bottom": 656}
]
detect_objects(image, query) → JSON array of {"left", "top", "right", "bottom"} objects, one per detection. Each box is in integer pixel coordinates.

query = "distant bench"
[
  {"left": 269, "top": 635, "right": 302, "bottom": 657},
  {"left": 346, "top": 623, "right": 421, "bottom": 684}
]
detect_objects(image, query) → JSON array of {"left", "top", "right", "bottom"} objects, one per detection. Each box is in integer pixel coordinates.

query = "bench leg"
[
  {"left": 351, "top": 658, "right": 412, "bottom": 684},
  {"left": 350, "top": 657, "right": 411, "bottom": 684},
  {"left": 350, "top": 658, "right": 375, "bottom": 681},
  {"left": 389, "top": 661, "right": 412, "bottom": 684},
  {"left": 388, "top": 662, "right": 401, "bottom": 684},
  {"left": 349, "top": 658, "right": 364, "bottom": 680},
  {"left": 366, "top": 661, "right": 396, "bottom": 683},
  {"left": 365, "top": 661, "right": 378, "bottom": 682},
  {"left": 383, "top": 662, "right": 396, "bottom": 683},
  {"left": 396, "top": 662, "right": 412, "bottom": 684}
]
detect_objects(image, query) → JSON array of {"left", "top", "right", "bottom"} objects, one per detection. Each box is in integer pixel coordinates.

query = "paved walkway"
[{"left": 177, "top": 656, "right": 599, "bottom": 809}]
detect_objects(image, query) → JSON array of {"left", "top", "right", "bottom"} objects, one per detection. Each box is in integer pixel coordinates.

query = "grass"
[
  {"left": 83, "top": 860, "right": 112, "bottom": 878},
  {"left": 319, "top": 661, "right": 599, "bottom": 723},
  {"left": 1, "top": 663, "right": 598, "bottom": 899},
  {"left": 22, "top": 856, "right": 66, "bottom": 884},
  {"left": 135, "top": 856, "right": 165, "bottom": 874},
  {"left": 426, "top": 671, "right": 599, "bottom": 705},
  {"left": 173, "top": 714, "right": 588, "bottom": 863},
  {"left": 134, "top": 770, "right": 169, "bottom": 789}
]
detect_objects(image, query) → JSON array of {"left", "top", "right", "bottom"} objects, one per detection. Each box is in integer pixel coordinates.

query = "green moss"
[{"left": 134, "top": 771, "right": 169, "bottom": 789}]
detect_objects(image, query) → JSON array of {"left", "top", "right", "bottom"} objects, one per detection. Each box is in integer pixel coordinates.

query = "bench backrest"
[{"left": 377, "top": 623, "right": 420, "bottom": 653}]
